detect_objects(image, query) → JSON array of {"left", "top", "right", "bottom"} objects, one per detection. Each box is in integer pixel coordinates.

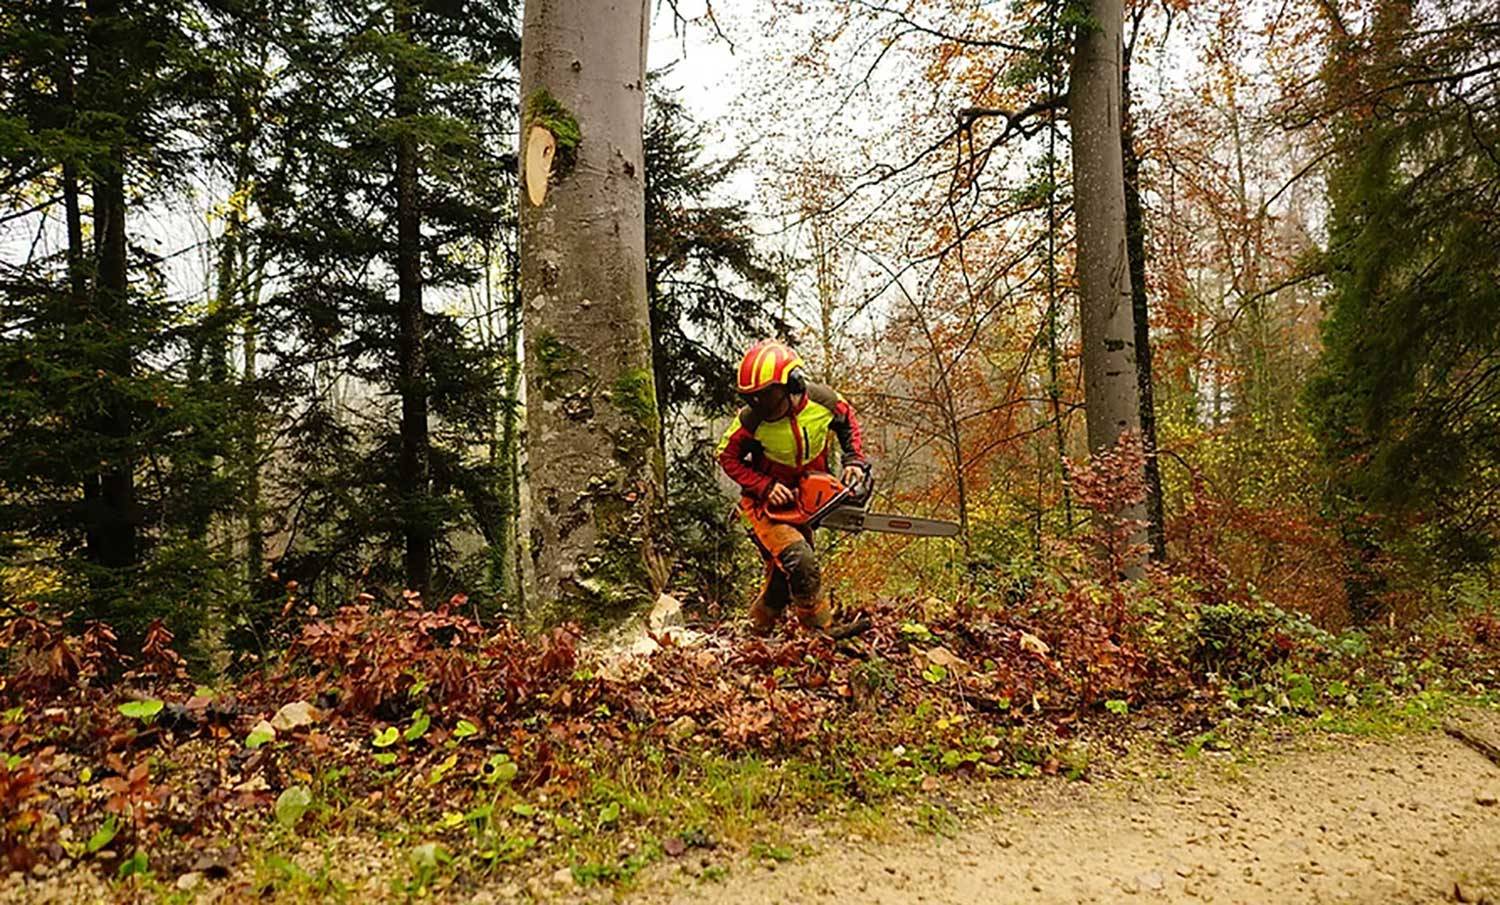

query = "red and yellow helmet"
[{"left": 736, "top": 339, "right": 804, "bottom": 395}]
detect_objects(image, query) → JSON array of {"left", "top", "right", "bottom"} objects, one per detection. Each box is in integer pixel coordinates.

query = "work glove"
[{"left": 767, "top": 482, "right": 797, "bottom": 508}]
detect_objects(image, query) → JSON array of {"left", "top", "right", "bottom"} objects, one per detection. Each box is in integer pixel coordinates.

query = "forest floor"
[
  {"left": 3, "top": 596, "right": 1498, "bottom": 904},
  {"left": 638, "top": 706, "right": 1500, "bottom": 905},
  {"left": 8, "top": 702, "right": 1498, "bottom": 903}
]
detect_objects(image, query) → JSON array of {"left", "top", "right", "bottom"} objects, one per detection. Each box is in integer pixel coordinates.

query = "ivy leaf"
[
  {"left": 117, "top": 699, "right": 163, "bottom": 722},
  {"left": 245, "top": 723, "right": 275, "bottom": 749},
  {"left": 483, "top": 753, "right": 517, "bottom": 785},
  {"left": 372, "top": 726, "right": 399, "bottom": 748},
  {"left": 275, "top": 785, "right": 313, "bottom": 829},
  {"left": 117, "top": 850, "right": 149, "bottom": 879},
  {"left": 1105, "top": 699, "right": 1129, "bottom": 716},
  {"left": 900, "top": 621, "right": 934, "bottom": 643},
  {"left": 373, "top": 752, "right": 398, "bottom": 766},
  {"left": 427, "top": 753, "right": 459, "bottom": 785},
  {"left": 86, "top": 815, "right": 119, "bottom": 854},
  {"left": 452, "top": 719, "right": 478, "bottom": 740},
  {"left": 403, "top": 709, "right": 430, "bottom": 742},
  {"left": 921, "top": 663, "right": 948, "bottom": 683}
]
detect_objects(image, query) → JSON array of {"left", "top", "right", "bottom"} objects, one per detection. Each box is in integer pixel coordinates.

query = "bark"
[
  {"left": 237, "top": 114, "right": 265, "bottom": 597},
  {"left": 58, "top": 9, "right": 98, "bottom": 559},
  {"left": 1070, "top": 0, "right": 1146, "bottom": 567},
  {"left": 1121, "top": 18, "right": 1167, "bottom": 562},
  {"left": 1045, "top": 14, "right": 1073, "bottom": 534},
  {"left": 85, "top": 0, "right": 136, "bottom": 571},
  {"left": 58, "top": 29, "right": 84, "bottom": 308},
  {"left": 501, "top": 240, "right": 525, "bottom": 612},
  {"left": 394, "top": 1, "right": 432, "bottom": 594},
  {"left": 519, "top": 0, "right": 668, "bottom": 618},
  {"left": 483, "top": 237, "right": 524, "bottom": 610},
  {"left": 242, "top": 249, "right": 264, "bottom": 592}
]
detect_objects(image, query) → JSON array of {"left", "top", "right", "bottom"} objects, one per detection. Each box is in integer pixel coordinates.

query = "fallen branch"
[
  {"left": 829, "top": 616, "right": 874, "bottom": 641},
  {"left": 1443, "top": 723, "right": 1500, "bottom": 767}
]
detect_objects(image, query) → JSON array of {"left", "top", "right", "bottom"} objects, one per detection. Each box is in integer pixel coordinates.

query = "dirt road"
[{"left": 649, "top": 710, "right": 1500, "bottom": 905}]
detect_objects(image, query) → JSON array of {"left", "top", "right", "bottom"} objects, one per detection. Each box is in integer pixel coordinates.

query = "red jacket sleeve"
[
  {"left": 832, "top": 397, "right": 866, "bottom": 464},
  {"left": 716, "top": 415, "right": 774, "bottom": 499}
]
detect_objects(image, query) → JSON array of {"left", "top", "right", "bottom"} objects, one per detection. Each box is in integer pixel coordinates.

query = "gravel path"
[{"left": 648, "top": 709, "right": 1500, "bottom": 905}]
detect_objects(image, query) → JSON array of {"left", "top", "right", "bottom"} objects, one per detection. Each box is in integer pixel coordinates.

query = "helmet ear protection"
[{"left": 784, "top": 366, "right": 807, "bottom": 395}]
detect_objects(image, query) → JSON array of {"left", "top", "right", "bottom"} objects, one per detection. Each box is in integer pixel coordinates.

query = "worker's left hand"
[{"left": 840, "top": 464, "right": 867, "bottom": 489}]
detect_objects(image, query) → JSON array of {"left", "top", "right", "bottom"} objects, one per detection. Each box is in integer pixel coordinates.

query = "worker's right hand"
[{"left": 767, "top": 482, "right": 796, "bottom": 508}]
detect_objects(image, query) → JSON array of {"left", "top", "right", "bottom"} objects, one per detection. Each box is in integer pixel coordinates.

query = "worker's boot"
[
  {"left": 793, "top": 597, "right": 832, "bottom": 634},
  {"left": 749, "top": 594, "right": 782, "bottom": 636}
]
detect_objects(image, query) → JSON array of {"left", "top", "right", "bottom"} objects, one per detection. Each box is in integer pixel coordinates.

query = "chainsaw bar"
[{"left": 816, "top": 506, "right": 961, "bottom": 537}]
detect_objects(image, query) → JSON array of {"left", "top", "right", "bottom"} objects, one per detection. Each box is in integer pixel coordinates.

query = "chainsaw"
[{"left": 764, "top": 471, "right": 961, "bottom": 538}]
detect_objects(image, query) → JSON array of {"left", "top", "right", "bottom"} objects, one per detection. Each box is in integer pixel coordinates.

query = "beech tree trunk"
[
  {"left": 518, "top": 0, "right": 668, "bottom": 617},
  {"left": 1120, "top": 19, "right": 1167, "bottom": 562},
  {"left": 1070, "top": 0, "right": 1142, "bottom": 456},
  {"left": 1071, "top": 0, "right": 1147, "bottom": 568},
  {"left": 394, "top": 1, "right": 432, "bottom": 594}
]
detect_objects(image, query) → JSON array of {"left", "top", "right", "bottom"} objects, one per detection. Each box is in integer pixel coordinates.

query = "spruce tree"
[
  {"left": 1308, "top": 3, "right": 1500, "bottom": 613},
  {"left": 1, "top": 0, "right": 243, "bottom": 642},
  {"left": 247, "top": 0, "right": 519, "bottom": 612}
]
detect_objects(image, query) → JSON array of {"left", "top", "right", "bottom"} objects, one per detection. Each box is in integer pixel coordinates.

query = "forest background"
[{"left": 6, "top": 0, "right": 1497, "bottom": 643}]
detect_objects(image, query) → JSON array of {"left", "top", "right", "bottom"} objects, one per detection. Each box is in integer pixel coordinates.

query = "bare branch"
[{"left": 849, "top": 0, "right": 1039, "bottom": 53}]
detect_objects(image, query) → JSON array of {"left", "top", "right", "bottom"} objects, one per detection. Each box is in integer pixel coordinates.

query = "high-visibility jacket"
[{"left": 716, "top": 382, "right": 865, "bottom": 499}]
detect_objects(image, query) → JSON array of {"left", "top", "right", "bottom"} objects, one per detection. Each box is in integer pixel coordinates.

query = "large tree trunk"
[
  {"left": 242, "top": 251, "right": 264, "bottom": 593},
  {"left": 236, "top": 96, "right": 265, "bottom": 599},
  {"left": 496, "top": 239, "right": 525, "bottom": 610},
  {"left": 57, "top": 8, "right": 99, "bottom": 562},
  {"left": 1120, "top": 17, "right": 1166, "bottom": 562},
  {"left": 394, "top": 1, "right": 432, "bottom": 594},
  {"left": 86, "top": 0, "right": 136, "bottom": 572},
  {"left": 1070, "top": 0, "right": 1145, "bottom": 567},
  {"left": 1070, "top": 0, "right": 1141, "bottom": 455},
  {"left": 1044, "top": 16, "right": 1072, "bottom": 535},
  {"left": 518, "top": 0, "right": 668, "bottom": 618}
]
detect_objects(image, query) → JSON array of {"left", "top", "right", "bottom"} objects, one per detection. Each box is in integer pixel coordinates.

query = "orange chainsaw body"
[{"left": 764, "top": 472, "right": 848, "bottom": 526}]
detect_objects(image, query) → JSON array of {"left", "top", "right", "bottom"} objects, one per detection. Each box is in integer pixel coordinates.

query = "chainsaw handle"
[{"left": 846, "top": 466, "right": 875, "bottom": 507}]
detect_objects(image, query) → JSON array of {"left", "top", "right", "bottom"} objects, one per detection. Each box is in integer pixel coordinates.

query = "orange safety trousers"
[{"left": 737, "top": 497, "right": 832, "bottom": 635}]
